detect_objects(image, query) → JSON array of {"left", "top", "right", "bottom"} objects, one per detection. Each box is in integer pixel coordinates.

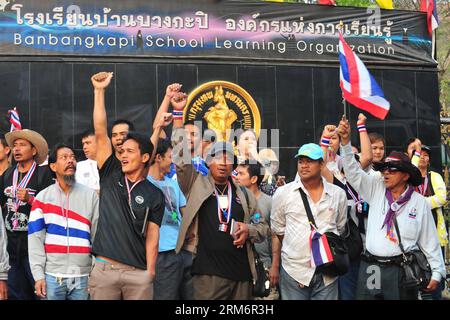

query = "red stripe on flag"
[
  {"left": 427, "top": 0, "right": 434, "bottom": 35},
  {"left": 32, "top": 199, "right": 91, "bottom": 226},
  {"left": 45, "top": 244, "right": 91, "bottom": 254},
  {"left": 318, "top": 0, "right": 336, "bottom": 5},
  {"left": 419, "top": 0, "right": 428, "bottom": 12},
  {"left": 340, "top": 33, "right": 360, "bottom": 97},
  {"left": 342, "top": 88, "right": 389, "bottom": 120},
  {"left": 320, "top": 234, "right": 334, "bottom": 263}
]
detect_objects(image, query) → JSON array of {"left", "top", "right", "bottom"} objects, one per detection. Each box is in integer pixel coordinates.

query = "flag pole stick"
[
  {"left": 338, "top": 20, "right": 347, "bottom": 119},
  {"left": 343, "top": 97, "right": 347, "bottom": 118}
]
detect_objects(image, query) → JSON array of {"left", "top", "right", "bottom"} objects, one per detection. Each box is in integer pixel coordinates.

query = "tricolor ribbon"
[
  {"left": 215, "top": 181, "right": 232, "bottom": 227},
  {"left": 12, "top": 161, "right": 37, "bottom": 213}
]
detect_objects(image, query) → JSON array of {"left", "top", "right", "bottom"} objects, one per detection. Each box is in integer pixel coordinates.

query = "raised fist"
[
  {"left": 165, "top": 83, "right": 182, "bottom": 99},
  {"left": 156, "top": 112, "right": 173, "bottom": 128},
  {"left": 171, "top": 92, "right": 188, "bottom": 111},
  {"left": 91, "top": 72, "right": 113, "bottom": 90},
  {"left": 322, "top": 124, "right": 336, "bottom": 138},
  {"left": 357, "top": 113, "right": 367, "bottom": 125},
  {"left": 337, "top": 115, "right": 351, "bottom": 145}
]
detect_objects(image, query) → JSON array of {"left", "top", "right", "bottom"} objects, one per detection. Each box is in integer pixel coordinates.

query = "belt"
[{"left": 361, "top": 251, "right": 403, "bottom": 265}]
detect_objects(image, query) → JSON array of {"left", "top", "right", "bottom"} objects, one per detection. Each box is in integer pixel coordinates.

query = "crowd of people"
[{"left": 0, "top": 71, "right": 448, "bottom": 300}]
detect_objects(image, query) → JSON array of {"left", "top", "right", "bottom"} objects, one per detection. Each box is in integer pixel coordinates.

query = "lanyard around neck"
[
  {"left": 125, "top": 177, "right": 143, "bottom": 219},
  {"left": 215, "top": 181, "right": 232, "bottom": 225},
  {"left": 12, "top": 161, "right": 37, "bottom": 211}
]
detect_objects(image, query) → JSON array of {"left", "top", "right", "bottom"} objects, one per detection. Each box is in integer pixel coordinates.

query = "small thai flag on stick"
[
  {"left": 8, "top": 107, "right": 22, "bottom": 132},
  {"left": 339, "top": 32, "right": 391, "bottom": 120}
]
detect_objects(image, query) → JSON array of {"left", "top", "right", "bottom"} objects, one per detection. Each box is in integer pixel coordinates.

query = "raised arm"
[
  {"left": 320, "top": 124, "right": 337, "bottom": 183},
  {"left": 356, "top": 113, "right": 373, "bottom": 170},
  {"left": 337, "top": 115, "right": 382, "bottom": 203},
  {"left": 171, "top": 91, "right": 188, "bottom": 129},
  {"left": 91, "top": 72, "right": 113, "bottom": 169},
  {"left": 150, "top": 112, "right": 173, "bottom": 162},
  {"left": 152, "top": 83, "right": 183, "bottom": 140}
]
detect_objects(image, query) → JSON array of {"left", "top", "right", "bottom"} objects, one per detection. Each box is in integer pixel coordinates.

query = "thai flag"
[
  {"left": 339, "top": 33, "right": 390, "bottom": 120},
  {"left": 8, "top": 107, "right": 22, "bottom": 131},
  {"left": 318, "top": 0, "right": 336, "bottom": 5},
  {"left": 232, "top": 169, "right": 238, "bottom": 180},
  {"left": 310, "top": 228, "right": 334, "bottom": 268},
  {"left": 420, "top": 0, "right": 439, "bottom": 35}
]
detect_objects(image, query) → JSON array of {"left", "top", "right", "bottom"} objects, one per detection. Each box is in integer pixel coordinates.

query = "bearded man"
[{"left": 28, "top": 144, "right": 99, "bottom": 300}]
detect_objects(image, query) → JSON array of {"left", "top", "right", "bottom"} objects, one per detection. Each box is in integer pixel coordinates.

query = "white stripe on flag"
[
  {"left": 355, "top": 56, "right": 373, "bottom": 97},
  {"left": 363, "top": 95, "right": 390, "bottom": 110},
  {"left": 340, "top": 78, "right": 351, "bottom": 92},
  {"left": 319, "top": 238, "right": 331, "bottom": 264}
]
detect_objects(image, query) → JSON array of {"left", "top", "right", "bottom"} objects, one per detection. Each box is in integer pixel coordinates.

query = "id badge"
[{"left": 218, "top": 195, "right": 228, "bottom": 210}]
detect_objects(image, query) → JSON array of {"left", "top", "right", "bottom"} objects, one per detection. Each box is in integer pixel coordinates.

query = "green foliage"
[{"left": 335, "top": 0, "right": 374, "bottom": 7}]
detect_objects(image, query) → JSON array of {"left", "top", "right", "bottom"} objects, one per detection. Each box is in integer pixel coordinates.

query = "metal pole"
[{"left": 343, "top": 97, "right": 347, "bottom": 118}]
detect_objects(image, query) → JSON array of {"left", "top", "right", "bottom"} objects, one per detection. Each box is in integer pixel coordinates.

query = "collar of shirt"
[{"left": 294, "top": 176, "right": 333, "bottom": 199}]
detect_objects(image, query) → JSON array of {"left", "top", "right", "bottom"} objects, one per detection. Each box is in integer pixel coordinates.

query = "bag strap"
[
  {"left": 392, "top": 215, "right": 408, "bottom": 260},
  {"left": 298, "top": 188, "right": 317, "bottom": 230}
]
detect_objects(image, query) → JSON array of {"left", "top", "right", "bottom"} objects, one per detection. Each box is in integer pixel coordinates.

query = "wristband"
[
  {"left": 414, "top": 150, "right": 421, "bottom": 157},
  {"left": 172, "top": 110, "right": 183, "bottom": 120},
  {"left": 357, "top": 122, "right": 366, "bottom": 133},
  {"left": 320, "top": 136, "right": 331, "bottom": 148}
]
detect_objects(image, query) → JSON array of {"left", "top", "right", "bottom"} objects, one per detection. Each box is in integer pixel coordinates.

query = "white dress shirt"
[
  {"left": 75, "top": 159, "right": 100, "bottom": 191},
  {"left": 340, "top": 142, "right": 445, "bottom": 282},
  {"left": 271, "top": 177, "right": 348, "bottom": 286}
]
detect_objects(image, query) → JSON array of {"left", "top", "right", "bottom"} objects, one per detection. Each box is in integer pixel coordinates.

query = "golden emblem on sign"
[{"left": 184, "top": 81, "right": 261, "bottom": 142}]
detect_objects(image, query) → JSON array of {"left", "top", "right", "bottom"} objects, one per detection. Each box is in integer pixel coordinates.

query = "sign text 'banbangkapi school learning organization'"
[{"left": 0, "top": 0, "right": 434, "bottom": 65}]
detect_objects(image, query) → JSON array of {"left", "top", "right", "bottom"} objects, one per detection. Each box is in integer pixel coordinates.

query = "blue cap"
[{"left": 294, "top": 143, "right": 324, "bottom": 160}]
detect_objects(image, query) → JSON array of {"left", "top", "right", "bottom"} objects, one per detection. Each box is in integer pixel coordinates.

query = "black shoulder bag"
[
  {"left": 393, "top": 216, "right": 432, "bottom": 290},
  {"left": 240, "top": 186, "right": 270, "bottom": 298},
  {"left": 299, "top": 188, "right": 350, "bottom": 277},
  {"left": 343, "top": 206, "right": 363, "bottom": 262}
]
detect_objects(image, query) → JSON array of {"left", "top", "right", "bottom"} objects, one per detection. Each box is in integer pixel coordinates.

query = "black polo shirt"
[{"left": 92, "top": 155, "right": 165, "bottom": 270}]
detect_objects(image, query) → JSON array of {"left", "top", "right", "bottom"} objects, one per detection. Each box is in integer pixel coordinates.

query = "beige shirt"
[{"left": 271, "top": 177, "right": 347, "bottom": 287}]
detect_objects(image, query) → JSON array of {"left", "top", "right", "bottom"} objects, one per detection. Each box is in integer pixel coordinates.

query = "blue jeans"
[
  {"left": 279, "top": 265, "right": 338, "bottom": 300},
  {"left": 7, "top": 256, "right": 36, "bottom": 300},
  {"left": 45, "top": 274, "right": 89, "bottom": 300},
  {"left": 338, "top": 259, "right": 360, "bottom": 300}
]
